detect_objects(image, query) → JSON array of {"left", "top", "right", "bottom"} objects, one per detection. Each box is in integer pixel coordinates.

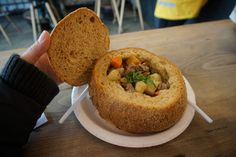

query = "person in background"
[
  {"left": 0, "top": 31, "right": 60, "bottom": 156},
  {"left": 154, "top": 0, "right": 207, "bottom": 28}
]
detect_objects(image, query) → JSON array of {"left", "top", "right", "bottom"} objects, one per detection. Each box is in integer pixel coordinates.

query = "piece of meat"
[
  {"left": 142, "top": 71, "right": 150, "bottom": 76},
  {"left": 125, "top": 83, "right": 135, "bottom": 92},
  {"left": 125, "top": 64, "right": 139, "bottom": 74},
  {"left": 158, "top": 82, "right": 170, "bottom": 90},
  {"left": 139, "top": 62, "right": 150, "bottom": 72}
]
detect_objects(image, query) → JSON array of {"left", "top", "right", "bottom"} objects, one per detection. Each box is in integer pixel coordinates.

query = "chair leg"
[
  {"left": 116, "top": 0, "right": 121, "bottom": 7},
  {"left": 30, "top": 4, "right": 37, "bottom": 42},
  {"left": 32, "top": 1, "right": 42, "bottom": 33},
  {"left": 136, "top": 0, "right": 144, "bottom": 30},
  {"left": 132, "top": 2, "right": 136, "bottom": 17},
  {"left": 95, "top": 0, "right": 101, "bottom": 17},
  {"left": 94, "top": 0, "right": 97, "bottom": 13},
  {"left": 111, "top": 0, "right": 120, "bottom": 24},
  {"left": 5, "top": 15, "right": 21, "bottom": 32},
  {"left": 0, "top": 24, "right": 12, "bottom": 46},
  {"left": 118, "top": 0, "right": 125, "bottom": 34},
  {"left": 111, "top": 0, "right": 117, "bottom": 23},
  {"left": 45, "top": 2, "right": 58, "bottom": 26}
]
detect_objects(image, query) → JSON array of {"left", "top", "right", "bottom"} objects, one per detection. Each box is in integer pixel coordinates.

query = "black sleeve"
[{"left": 0, "top": 54, "right": 59, "bottom": 156}]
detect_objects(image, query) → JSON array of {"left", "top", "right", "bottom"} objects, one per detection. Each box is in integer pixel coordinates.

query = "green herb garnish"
[{"left": 125, "top": 71, "right": 155, "bottom": 86}]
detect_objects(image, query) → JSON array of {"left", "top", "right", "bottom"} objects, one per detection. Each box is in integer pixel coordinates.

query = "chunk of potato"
[
  {"left": 149, "top": 73, "right": 162, "bottom": 87},
  {"left": 107, "top": 69, "right": 121, "bottom": 81},
  {"left": 135, "top": 81, "right": 147, "bottom": 93},
  {"left": 117, "top": 68, "right": 124, "bottom": 76},
  {"left": 144, "top": 83, "right": 157, "bottom": 96},
  {"left": 120, "top": 77, "right": 128, "bottom": 83}
]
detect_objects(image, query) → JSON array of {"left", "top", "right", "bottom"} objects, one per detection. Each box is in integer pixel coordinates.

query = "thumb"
[{"left": 21, "top": 31, "right": 50, "bottom": 64}]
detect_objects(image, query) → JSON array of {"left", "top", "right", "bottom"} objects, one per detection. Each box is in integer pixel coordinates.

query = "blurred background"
[{"left": 0, "top": 0, "right": 235, "bottom": 51}]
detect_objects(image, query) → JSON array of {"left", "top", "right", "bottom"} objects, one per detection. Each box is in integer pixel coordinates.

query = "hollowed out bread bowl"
[
  {"left": 89, "top": 48, "right": 187, "bottom": 133},
  {"left": 47, "top": 8, "right": 109, "bottom": 86}
]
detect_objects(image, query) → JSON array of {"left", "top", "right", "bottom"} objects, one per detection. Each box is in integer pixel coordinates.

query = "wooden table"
[{"left": 1, "top": 20, "right": 236, "bottom": 157}]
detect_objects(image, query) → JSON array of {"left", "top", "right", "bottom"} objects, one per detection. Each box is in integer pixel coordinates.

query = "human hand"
[{"left": 21, "top": 31, "right": 62, "bottom": 84}]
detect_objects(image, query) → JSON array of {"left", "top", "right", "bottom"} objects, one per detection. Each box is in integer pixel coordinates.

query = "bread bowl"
[{"left": 89, "top": 48, "right": 187, "bottom": 133}]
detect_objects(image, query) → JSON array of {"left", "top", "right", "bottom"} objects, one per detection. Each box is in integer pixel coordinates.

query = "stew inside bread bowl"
[
  {"left": 89, "top": 48, "right": 187, "bottom": 134},
  {"left": 107, "top": 54, "right": 170, "bottom": 96}
]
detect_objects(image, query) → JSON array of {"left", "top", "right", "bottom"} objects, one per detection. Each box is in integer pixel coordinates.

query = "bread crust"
[
  {"left": 89, "top": 48, "right": 187, "bottom": 133},
  {"left": 47, "top": 8, "right": 110, "bottom": 86}
]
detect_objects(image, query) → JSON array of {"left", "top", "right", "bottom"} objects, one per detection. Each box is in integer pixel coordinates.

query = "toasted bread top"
[{"left": 47, "top": 7, "right": 110, "bottom": 86}]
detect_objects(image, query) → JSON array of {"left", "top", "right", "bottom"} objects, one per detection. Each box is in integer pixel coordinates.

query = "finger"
[
  {"left": 21, "top": 31, "right": 50, "bottom": 64},
  {"left": 35, "top": 53, "right": 62, "bottom": 84}
]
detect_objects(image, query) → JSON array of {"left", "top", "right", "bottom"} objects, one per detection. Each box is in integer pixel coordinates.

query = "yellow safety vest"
[{"left": 155, "top": 0, "right": 207, "bottom": 20}]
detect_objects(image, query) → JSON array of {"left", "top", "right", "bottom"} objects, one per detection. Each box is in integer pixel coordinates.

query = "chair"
[
  {"left": 118, "top": 0, "right": 144, "bottom": 33},
  {"left": 0, "top": 24, "right": 12, "bottom": 45},
  {"left": 30, "top": 1, "right": 58, "bottom": 41},
  {"left": 95, "top": 0, "right": 120, "bottom": 25},
  {"left": 0, "top": 0, "right": 26, "bottom": 45},
  {"left": 95, "top": 0, "right": 144, "bottom": 34}
]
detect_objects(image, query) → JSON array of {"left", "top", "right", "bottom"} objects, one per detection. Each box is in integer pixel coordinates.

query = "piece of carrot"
[{"left": 111, "top": 56, "right": 122, "bottom": 68}]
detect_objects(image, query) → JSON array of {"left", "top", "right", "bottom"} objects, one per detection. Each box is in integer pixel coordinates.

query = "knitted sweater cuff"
[{"left": 0, "top": 54, "right": 59, "bottom": 106}]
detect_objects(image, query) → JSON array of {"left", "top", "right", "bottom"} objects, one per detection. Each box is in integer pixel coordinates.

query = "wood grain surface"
[{"left": 1, "top": 20, "right": 235, "bottom": 157}]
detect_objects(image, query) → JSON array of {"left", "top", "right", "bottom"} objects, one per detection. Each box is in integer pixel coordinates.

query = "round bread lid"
[{"left": 47, "top": 8, "right": 110, "bottom": 86}]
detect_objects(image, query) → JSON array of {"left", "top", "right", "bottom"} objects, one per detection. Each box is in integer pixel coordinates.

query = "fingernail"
[{"left": 38, "top": 31, "right": 47, "bottom": 43}]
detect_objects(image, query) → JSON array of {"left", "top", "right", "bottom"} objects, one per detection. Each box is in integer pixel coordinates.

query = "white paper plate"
[{"left": 71, "top": 77, "right": 195, "bottom": 148}]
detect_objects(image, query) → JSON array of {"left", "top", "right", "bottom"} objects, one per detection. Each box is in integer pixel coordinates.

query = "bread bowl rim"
[{"left": 90, "top": 47, "right": 186, "bottom": 109}]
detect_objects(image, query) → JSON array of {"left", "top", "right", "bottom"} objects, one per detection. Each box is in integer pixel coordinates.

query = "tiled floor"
[{"left": 0, "top": 7, "right": 151, "bottom": 51}]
